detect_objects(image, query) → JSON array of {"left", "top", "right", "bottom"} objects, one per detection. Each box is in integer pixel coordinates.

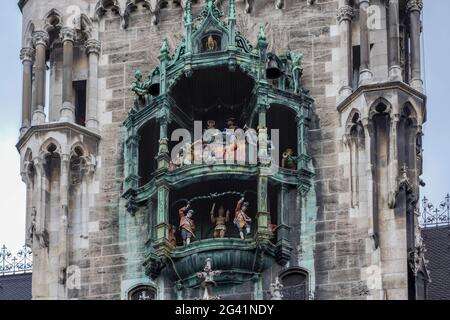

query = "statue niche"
[{"left": 201, "top": 34, "right": 221, "bottom": 53}]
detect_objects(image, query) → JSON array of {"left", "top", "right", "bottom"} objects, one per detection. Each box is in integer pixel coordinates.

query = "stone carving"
[
  {"left": 270, "top": 277, "right": 284, "bottom": 300},
  {"left": 388, "top": 164, "right": 413, "bottom": 209},
  {"left": 27, "top": 207, "right": 37, "bottom": 246},
  {"left": 20, "top": 47, "right": 34, "bottom": 63},
  {"left": 60, "top": 27, "right": 75, "bottom": 43},
  {"left": 197, "top": 258, "right": 221, "bottom": 300},
  {"left": 406, "top": 0, "right": 424, "bottom": 13},
  {"left": 32, "top": 31, "right": 49, "bottom": 47},
  {"left": 337, "top": 5, "right": 354, "bottom": 23},
  {"left": 85, "top": 39, "right": 101, "bottom": 56},
  {"left": 95, "top": 0, "right": 121, "bottom": 18},
  {"left": 244, "top": 0, "right": 255, "bottom": 13}
]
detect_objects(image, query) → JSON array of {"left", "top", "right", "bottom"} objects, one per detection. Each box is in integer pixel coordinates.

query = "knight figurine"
[
  {"left": 179, "top": 204, "right": 196, "bottom": 245},
  {"left": 210, "top": 203, "right": 230, "bottom": 238},
  {"left": 234, "top": 197, "right": 252, "bottom": 240}
]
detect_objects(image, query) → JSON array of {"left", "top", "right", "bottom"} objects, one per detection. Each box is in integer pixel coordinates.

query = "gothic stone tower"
[{"left": 17, "top": 0, "right": 428, "bottom": 300}]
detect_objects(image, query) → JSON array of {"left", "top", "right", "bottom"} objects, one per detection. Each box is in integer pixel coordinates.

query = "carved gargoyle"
[{"left": 388, "top": 164, "right": 413, "bottom": 209}]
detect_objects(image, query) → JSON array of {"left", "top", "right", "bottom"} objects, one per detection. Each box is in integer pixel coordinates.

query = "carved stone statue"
[
  {"left": 270, "top": 277, "right": 284, "bottom": 300},
  {"left": 234, "top": 198, "right": 252, "bottom": 240},
  {"left": 179, "top": 204, "right": 196, "bottom": 245},
  {"left": 130, "top": 70, "right": 148, "bottom": 107},
  {"left": 197, "top": 258, "right": 221, "bottom": 300},
  {"left": 27, "top": 207, "right": 49, "bottom": 249},
  {"left": 282, "top": 148, "right": 298, "bottom": 170},
  {"left": 210, "top": 203, "right": 230, "bottom": 238},
  {"left": 27, "top": 207, "right": 37, "bottom": 245}
]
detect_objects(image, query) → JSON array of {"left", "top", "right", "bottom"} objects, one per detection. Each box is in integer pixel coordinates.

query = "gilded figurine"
[
  {"left": 206, "top": 35, "right": 218, "bottom": 51},
  {"left": 179, "top": 204, "right": 196, "bottom": 245},
  {"left": 282, "top": 148, "right": 298, "bottom": 170},
  {"left": 234, "top": 197, "right": 252, "bottom": 240},
  {"left": 210, "top": 203, "right": 230, "bottom": 238}
]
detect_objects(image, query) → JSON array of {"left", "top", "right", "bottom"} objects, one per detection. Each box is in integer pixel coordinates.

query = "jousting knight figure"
[
  {"left": 234, "top": 198, "right": 252, "bottom": 240},
  {"left": 179, "top": 204, "right": 196, "bottom": 245}
]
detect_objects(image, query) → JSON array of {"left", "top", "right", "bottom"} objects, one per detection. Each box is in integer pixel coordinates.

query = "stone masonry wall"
[{"left": 19, "top": 0, "right": 382, "bottom": 300}]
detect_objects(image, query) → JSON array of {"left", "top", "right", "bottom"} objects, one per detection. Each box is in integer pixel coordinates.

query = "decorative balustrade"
[
  {"left": 0, "top": 245, "right": 33, "bottom": 276},
  {"left": 421, "top": 194, "right": 450, "bottom": 228}
]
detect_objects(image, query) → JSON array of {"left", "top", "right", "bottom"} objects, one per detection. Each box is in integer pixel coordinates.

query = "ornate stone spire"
[
  {"left": 160, "top": 38, "right": 170, "bottom": 57},
  {"left": 229, "top": 0, "right": 235, "bottom": 19},
  {"left": 183, "top": 0, "right": 192, "bottom": 25},
  {"left": 258, "top": 26, "right": 266, "bottom": 42}
]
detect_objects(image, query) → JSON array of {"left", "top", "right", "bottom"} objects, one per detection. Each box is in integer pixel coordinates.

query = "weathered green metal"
[
  {"left": 123, "top": 0, "right": 316, "bottom": 290},
  {"left": 144, "top": 238, "right": 276, "bottom": 288}
]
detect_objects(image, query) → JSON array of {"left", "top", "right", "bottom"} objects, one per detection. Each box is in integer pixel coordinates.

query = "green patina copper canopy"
[{"left": 123, "top": 0, "right": 315, "bottom": 288}]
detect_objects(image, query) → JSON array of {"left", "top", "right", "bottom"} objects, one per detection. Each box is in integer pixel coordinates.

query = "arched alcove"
[
  {"left": 279, "top": 267, "right": 309, "bottom": 300},
  {"left": 170, "top": 66, "right": 255, "bottom": 128},
  {"left": 138, "top": 120, "right": 159, "bottom": 186},
  {"left": 168, "top": 179, "right": 257, "bottom": 244},
  {"left": 267, "top": 104, "right": 298, "bottom": 168}
]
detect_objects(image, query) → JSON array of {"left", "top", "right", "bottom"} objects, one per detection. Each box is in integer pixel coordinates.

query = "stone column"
[
  {"left": 407, "top": 0, "right": 424, "bottom": 91},
  {"left": 60, "top": 27, "right": 75, "bottom": 122},
  {"left": 156, "top": 107, "right": 171, "bottom": 170},
  {"left": 388, "top": 0, "right": 402, "bottom": 80},
  {"left": 20, "top": 47, "right": 34, "bottom": 133},
  {"left": 337, "top": 4, "right": 354, "bottom": 98},
  {"left": 258, "top": 109, "right": 269, "bottom": 162},
  {"left": 388, "top": 115, "right": 400, "bottom": 208},
  {"left": 21, "top": 166, "right": 33, "bottom": 248},
  {"left": 256, "top": 173, "right": 270, "bottom": 240},
  {"left": 58, "top": 154, "right": 70, "bottom": 299},
  {"left": 155, "top": 185, "right": 170, "bottom": 243},
  {"left": 296, "top": 111, "right": 308, "bottom": 170},
  {"left": 256, "top": 99, "right": 270, "bottom": 240},
  {"left": 32, "top": 31, "right": 49, "bottom": 125},
  {"left": 358, "top": 0, "right": 373, "bottom": 85},
  {"left": 85, "top": 39, "right": 101, "bottom": 130},
  {"left": 278, "top": 184, "right": 290, "bottom": 241}
]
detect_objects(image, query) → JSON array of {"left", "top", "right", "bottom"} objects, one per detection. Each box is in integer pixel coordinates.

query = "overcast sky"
[{"left": 0, "top": 0, "right": 449, "bottom": 253}]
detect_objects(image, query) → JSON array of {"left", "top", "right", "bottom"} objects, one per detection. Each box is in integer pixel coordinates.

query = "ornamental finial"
[
  {"left": 184, "top": 0, "right": 192, "bottom": 25},
  {"left": 160, "top": 38, "right": 169, "bottom": 55},
  {"left": 258, "top": 26, "right": 266, "bottom": 42},
  {"left": 229, "top": 0, "right": 236, "bottom": 19}
]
